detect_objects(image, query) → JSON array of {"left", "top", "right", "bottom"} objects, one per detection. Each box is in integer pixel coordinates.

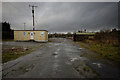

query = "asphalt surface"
[{"left": 2, "top": 38, "right": 120, "bottom": 78}]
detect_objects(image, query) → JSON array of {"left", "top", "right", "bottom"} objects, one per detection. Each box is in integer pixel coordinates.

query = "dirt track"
[{"left": 2, "top": 38, "right": 120, "bottom": 78}]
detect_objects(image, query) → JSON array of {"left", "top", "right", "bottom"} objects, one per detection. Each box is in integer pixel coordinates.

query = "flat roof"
[
  {"left": 14, "top": 30, "right": 48, "bottom": 32},
  {"left": 76, "top": 32, "right": 95, "bottom": 35}
]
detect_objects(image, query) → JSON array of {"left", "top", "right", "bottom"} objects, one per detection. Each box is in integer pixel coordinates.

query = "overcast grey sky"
[{"left": 2, "top": 2, "right": 118, "bottom": 32}]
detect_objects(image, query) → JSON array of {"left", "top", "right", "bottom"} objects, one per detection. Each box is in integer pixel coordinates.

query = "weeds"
[
  {"left": 2, "top": 45, "right": 43, "bottom": 63},
  {"left": 76, "top": 41, "right": 120, "bottom": 63}
]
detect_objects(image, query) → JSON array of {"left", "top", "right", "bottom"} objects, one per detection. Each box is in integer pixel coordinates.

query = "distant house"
[
  {"left": 73, "top": 32, "right": 95, "bottom": 41},
  {"left": 14, "top": 30, "right": 48, "bottom": 42}
]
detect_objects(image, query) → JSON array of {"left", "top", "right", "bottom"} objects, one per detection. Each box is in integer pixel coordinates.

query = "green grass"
[
  {"left": 2, "top": 48, "right": 33, "bottom": 63},
  {"left": 2, "top": 44, "right": 46, "bottom": 63},
  {"left": 76, "top": 41, "right": 120, "bottom": 63}
]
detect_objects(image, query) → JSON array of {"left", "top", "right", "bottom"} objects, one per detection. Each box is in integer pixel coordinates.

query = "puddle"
[
  {"left": 70, "top": 58, "right": 79, "bottom": 62},
  {"left": 52, "top": 51, "right": 59, "bottom": 58},
  {"left": 78, "top": 48, "right": 83, "bottom": 50},
  {"left": 92, "top": 63, "right": 102, "bottom": 68},
  {"left": 54, "top": 52, "right": 58, "bottom": 54}
]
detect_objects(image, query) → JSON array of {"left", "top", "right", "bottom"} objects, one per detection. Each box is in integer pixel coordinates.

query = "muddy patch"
[
  {"left": 3, "top": 64, "right": 35, "bottom": 77},
  {"left": 72, "top": 59, "right": 98, "bottom": 78}
]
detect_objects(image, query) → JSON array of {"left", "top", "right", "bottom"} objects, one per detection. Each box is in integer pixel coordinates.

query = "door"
[{"left": 30, "top": 32, "right": 34, "bottom": 40}]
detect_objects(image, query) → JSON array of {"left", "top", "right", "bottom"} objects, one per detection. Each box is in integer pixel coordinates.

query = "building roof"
[
  {"left": 75, "top": 32, "right": 95, "bottom": 35},
  {"left": 14, "top": 30, "right": 48, "bottom": 32}
]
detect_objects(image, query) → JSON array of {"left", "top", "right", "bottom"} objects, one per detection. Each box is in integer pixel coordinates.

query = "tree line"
[
  {"left": 94, "top": 28, "right": 120, "bottom": 44},
  {"left": 48, "top": 32, "right": 73, "bottom": 38},
  {"left": 1, "top": 22, "right": 14, "bottom": 39}
]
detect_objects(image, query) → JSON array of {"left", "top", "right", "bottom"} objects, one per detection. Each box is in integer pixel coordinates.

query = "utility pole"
[
  {"left": 24, "top": 23, "right": 26, "bottom": 30},
  {"left": 29, "top": 5, "right": 37, "bottom": 31}
]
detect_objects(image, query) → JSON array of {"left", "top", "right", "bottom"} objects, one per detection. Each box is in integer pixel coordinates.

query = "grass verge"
[
  {"left": 75, "top": 41, "right": 120, "bottom": 63},
  {"left": 2, "top": 44, "right": 45, "bottom": 63}
]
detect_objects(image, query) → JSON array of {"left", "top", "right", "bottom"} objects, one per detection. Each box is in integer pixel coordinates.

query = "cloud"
[{"left": 2, "top": 2, "right": 118, "bottom": 32}]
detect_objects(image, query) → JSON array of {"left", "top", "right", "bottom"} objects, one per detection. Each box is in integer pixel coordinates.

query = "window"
[
  {"left": 23, "top": 32, "right": 26, "bottom": 36},
  {"left": 41, "top": 32, "right": 44, "bottom": 36}
]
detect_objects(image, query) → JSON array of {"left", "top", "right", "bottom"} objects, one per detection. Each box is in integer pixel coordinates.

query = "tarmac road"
[{"left": 2, "top": 38, "right": 120, "bottom": 78}]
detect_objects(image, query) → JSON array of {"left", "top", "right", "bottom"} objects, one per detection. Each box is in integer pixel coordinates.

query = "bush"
[{"left": 94, "top": 29, "right": 119, "bottom": 44}]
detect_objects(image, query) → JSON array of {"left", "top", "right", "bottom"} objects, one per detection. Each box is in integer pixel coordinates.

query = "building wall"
[
  {"left": 34, "top": 31, "right": 48, "bottom": 41},
  {"left": 45, "top": 31, "right": 48, "bottom": 41},
  {"left": 14, "top": 30, "right": 48, "bottom": 42}
]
